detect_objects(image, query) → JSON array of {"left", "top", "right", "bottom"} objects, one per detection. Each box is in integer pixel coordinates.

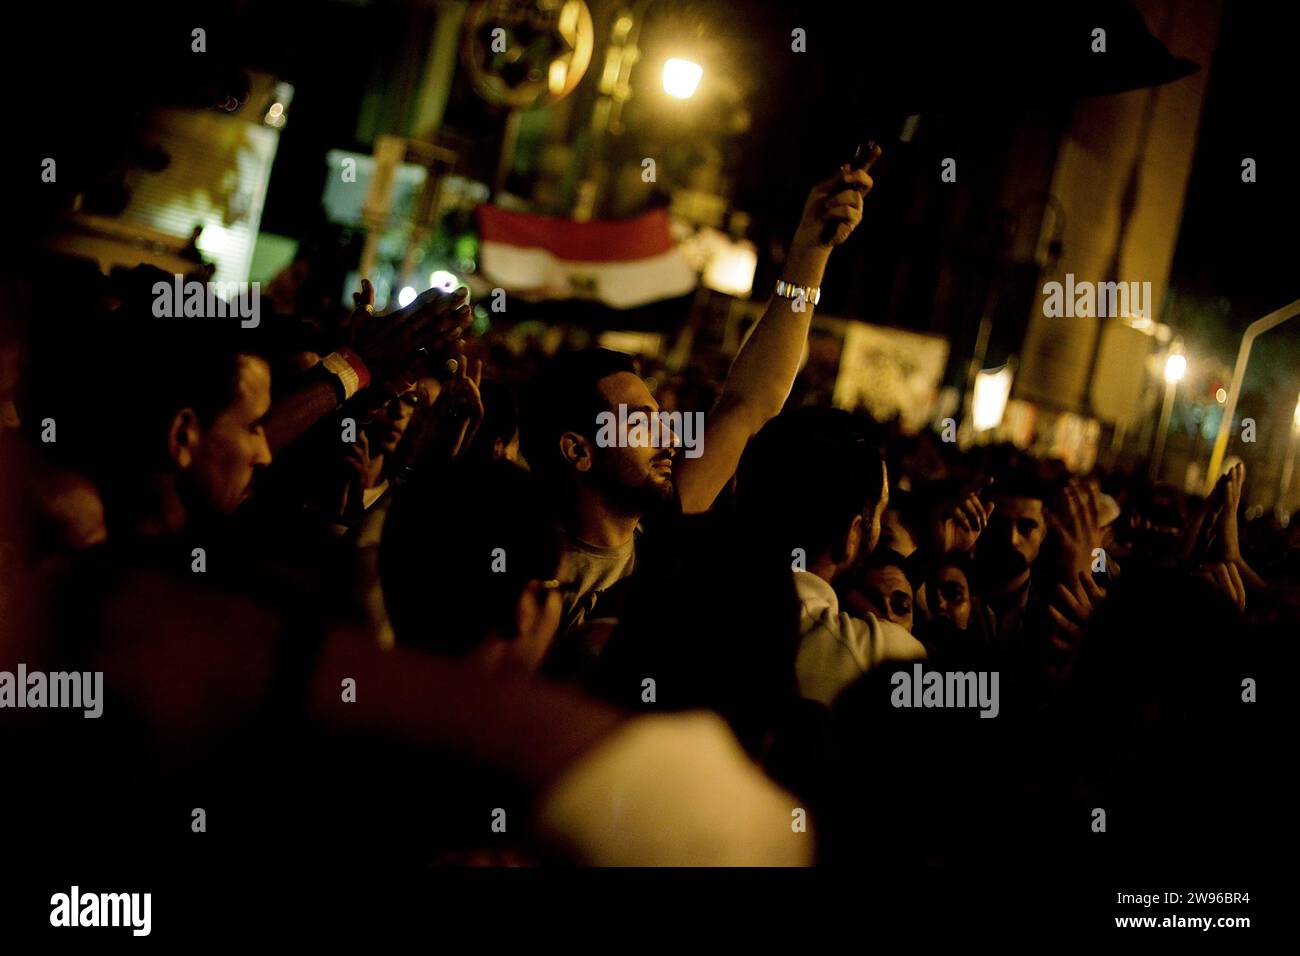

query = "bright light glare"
[
  {"left": 972, "top": 365, "right": 1014, "bottom": 432},
  {"left": 702, "top": 241, "right": 757, "bottom": 297},
  {"left": 1163, "top": 353, "right": 1187, "bottom": 384},
  {"left": 1215, "top": 387, "right": 1227, "bottom": 404},
  {"left": 429, "top": 270, "right": 459, "bottom": 293},
  {"left": 663, "top": 58, "right": 703, "bottom": 99},
  {"left": 397, "top": 286, "right": 417, "bottom": 308}
]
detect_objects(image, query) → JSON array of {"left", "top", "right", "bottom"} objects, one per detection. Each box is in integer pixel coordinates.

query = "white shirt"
[
  {"left": 793, "top": 571, "right": 927, "bottom": 706},
  {"left": 537, "top": 711, "right": 811, "bottom": 866}
]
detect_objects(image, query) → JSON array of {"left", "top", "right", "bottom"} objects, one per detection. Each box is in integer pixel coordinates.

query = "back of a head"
[
  {"left": 737, "top": 407, "right": 883, "bottom": 561},
  {"left": 380, "top": 459, "right": 560, "bottom": 656},
  {"left": 517, "top": 348, "right": 638, "bottom": 485}
]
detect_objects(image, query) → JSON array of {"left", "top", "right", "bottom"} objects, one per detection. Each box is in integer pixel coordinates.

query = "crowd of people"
[{"left": 1, "top": 148, "right": 1286, "bottom": 873}]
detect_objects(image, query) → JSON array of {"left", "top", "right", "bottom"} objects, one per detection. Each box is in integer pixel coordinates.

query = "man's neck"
[
  {"left": 564, "top": 487, "right": 640, "bottom": 549},
  {"left": 126, "top": 475, "right": 190, "bottom": 538},
  {"left": 366, "top": 452, "right": 387, "bottom": 488}
]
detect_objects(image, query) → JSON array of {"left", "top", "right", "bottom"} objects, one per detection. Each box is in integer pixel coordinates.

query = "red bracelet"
[
  {"left": 321, "top": 349, "right": 372, "bottom": 400},
  {"left": 336, "top": 348, "right": 371, "bottom": 390}
]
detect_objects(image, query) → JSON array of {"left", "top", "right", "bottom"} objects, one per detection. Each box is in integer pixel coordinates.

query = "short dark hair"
[
  {"left": 736, "top": 407, "right": 885, "bottom": 561},
  {"left": 20, "top": 303, "right": 255, "bottom": 483},
  {"left": 379, "top": 459, "right": 560, "bottom": 656},
  {"left": 862, "top": 547, "right": 915, "bottom": 586},
  {"left": 517, "top": 348, "right": 638, "bottom": 484},
  {"left": 991, "top": 467, "right": 1053, "bottom": 505},
  {"left": 932, "top": 551, "right": 975, "bottom": 585},
  {"left": 837, "top": 547, "right": 917, "bottom": 599}
]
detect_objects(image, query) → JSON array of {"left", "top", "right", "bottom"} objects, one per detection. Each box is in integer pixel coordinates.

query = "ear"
[
  {"left": 558, "top": 431, "right": 593, "bottom": 473},
  {"left": 167, "top": 408, "right": 202, "bottom": 470},
  {"left": 839, "top": 513, "right": 864, "bottom": 566}
]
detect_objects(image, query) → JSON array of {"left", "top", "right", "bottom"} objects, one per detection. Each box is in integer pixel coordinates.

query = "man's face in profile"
[
  {"left": 589, "top": 371, "right": 676, "bottom": 511},
  {"left": 981, "top": 494, "right": 1046, "bottom": 583},
  {"left": 185, "top": 355, "right": 273, "bottom": 515}
]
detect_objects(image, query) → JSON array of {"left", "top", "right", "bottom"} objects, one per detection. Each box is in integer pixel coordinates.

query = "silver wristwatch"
[{"left": 774, "top": 279, "right": 821, "bottom": 306}]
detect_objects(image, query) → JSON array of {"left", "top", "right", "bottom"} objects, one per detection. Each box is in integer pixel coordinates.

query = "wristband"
[
  {"left": 321, "top": 348, "right": 372, "bottom": 400},
  {"left": 775, "top": 279, "right": 821, "bottom": 307}
]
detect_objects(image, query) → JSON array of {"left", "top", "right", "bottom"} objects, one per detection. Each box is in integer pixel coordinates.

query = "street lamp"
[
  {"left": 1150, "top": 346, "right": 1187, "bottom": 481},
  {"left": 1164, "top": 352, "right": 1187, "bottom": 385},
  {"left": 662, "top": 57, "right": 703, "bottom": 99}
]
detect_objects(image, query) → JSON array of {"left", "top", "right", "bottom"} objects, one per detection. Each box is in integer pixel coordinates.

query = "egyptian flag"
[{"left": 477, "top": 206, "right": 696, "bottom": 309}]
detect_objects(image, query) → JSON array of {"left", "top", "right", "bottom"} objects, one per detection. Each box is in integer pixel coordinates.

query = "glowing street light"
[
  {"left": 972, "top": 364, "right": 1015, "bottom": 433},
  {"left": 1163, "top": 352, "right": 1187, "bottom": 384},
  {"left": 662, "top": 58, "right": 703, "bottom": 99}
]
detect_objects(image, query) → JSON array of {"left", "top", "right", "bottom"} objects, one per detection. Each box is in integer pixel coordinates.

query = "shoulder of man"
[{"left": 838, "top": 610, "right": 927, "bottom": 671}]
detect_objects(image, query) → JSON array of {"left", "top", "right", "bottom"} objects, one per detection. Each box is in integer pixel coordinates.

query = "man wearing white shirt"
[{"left": 737, "top": 407, "right": 927, "bottom": 706}]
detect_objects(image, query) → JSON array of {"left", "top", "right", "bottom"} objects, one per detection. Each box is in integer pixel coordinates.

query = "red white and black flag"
[{"left": 476, "top": 206, "right": 696, "bottom": 309}]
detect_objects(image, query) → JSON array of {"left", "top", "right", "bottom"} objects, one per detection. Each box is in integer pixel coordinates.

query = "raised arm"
[
  {"left": 676, "top": 148, "right": 881, "bottom": 513},
  {"left": 265, "top": 282, "right": 472, "bottom": 454}
]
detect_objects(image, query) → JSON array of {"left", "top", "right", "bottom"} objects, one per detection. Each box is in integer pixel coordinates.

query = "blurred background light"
[
  {"left": 702, "top": 239, "right": 757, "bottom": 297},
  {"left": 972, "top": 364, "right": 1015, "bottom": 432},
  {"left": 429, "top": 270, "right": 459, "bottom": 292},
  {"left": 1164, "top": 352, "right": 1187, "bottom": 384}
]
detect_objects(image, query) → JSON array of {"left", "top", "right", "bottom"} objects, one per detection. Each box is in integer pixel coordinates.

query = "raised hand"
[
  {"left": 1194, "top": 560, "right": 1247, "bottom": 614},
  {"left": 1048, "top": 478, "right": 1104, "bottom": 578},
  {"left": 434, "top": 354, "right": 485, "bottom": 459},
  {"left": 337, "top": 430, "right": 373, "bottom": 519},
  {"left": 402, "top": 353, "right": 484, "bottom": 465},
  {"left": 935, "top": 489, "right": 995, "bottom": 555},
  {"left": 350, "top": 283, "right": 473, "bottom": 391},
  {"left": 1214, "top": 462, "right": 1245, "bottom": 563},
  {"left": 1047, "top": 569, "right": 1108, "bottom": 647},
  {"left": 340, "top": 277, "right": 376, "bottom": 344},
  {"left": 790, "top": 143, "right": 882, "bottom": 253}
]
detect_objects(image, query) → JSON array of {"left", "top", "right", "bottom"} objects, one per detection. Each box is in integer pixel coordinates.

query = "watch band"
[{"left": 774, "top": 279, "right": 821, "bottom": 307}]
